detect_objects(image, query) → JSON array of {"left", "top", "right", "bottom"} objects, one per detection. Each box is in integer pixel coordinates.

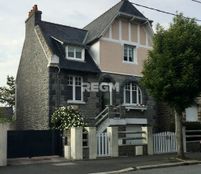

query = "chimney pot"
[{"left": 33, "top": 5, "right": 38, "bottom": 12}]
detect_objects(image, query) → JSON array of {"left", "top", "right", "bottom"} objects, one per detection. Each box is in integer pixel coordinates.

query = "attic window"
[{"left": 66, "top": 46, "right": 85, "bottom": 61}]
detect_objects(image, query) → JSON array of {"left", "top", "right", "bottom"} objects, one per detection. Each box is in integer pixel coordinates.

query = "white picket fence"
[
  {"left": 153, "top": 132, "right": 177, "bottom": 154},
  {"left": 97, "top": 133, "right": 109, "bottom": 157}
]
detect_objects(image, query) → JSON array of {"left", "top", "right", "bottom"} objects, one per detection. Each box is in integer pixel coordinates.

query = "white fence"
[
  {"left": 97, "top": 133, "right": 109, "bottom": 157},
  {"left": 153, "top": 132, "right": 177, "bottom": 154}
]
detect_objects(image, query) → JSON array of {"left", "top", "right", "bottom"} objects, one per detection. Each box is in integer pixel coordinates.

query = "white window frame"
[
  {"left": 123, "top": 44, "right": 137, "bottom": 64},
  {"left": 66, "top": 46, "right": 85, "bottom": 61},
  {"left": 67, "top": 75, "right": 84, "bottom": 103},
  {"left": 123, "top": 83, "right": 142, "bottom": 105}
]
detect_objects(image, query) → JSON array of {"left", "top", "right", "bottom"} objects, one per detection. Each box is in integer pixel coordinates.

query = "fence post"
[
  {"left": 107, "top": 127, "right": 118, "bottom": 157},
  {"left": 142, "top": 126, "right": 153, "bottom": 155},
  {"left": 85, "top": 127, "right": 97, "bottom": 159},
  {"left": 182, "top": 126, "right": 186, "bottom": 153},
  {"left": 70, "top": 127, "right": 83, "bottom": 160},
  {"left": 0, "top": 123, "right": 9, "bottom": 166}
]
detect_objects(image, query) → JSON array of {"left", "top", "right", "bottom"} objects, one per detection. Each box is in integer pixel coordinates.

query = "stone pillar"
[
  {"left": 0, "top": 123, "right": 9, "bottom": 166},
  {"left": 142, "top": 126, "right": 153, "bottom": 155},
  {"left": 64, "top": 145, "right": 71, "bottom": 159},
  {"left": 85, "top": 127, "right": 97, "bottom": 159},
  {"left": 107, "top": 127, "right": 118, "bottom": 157},
  {"left": 70, "top": 127, "right": 83, "bottom": 160}
]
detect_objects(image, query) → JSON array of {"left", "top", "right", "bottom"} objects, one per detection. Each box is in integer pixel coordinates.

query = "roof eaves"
[
  {"left": 119, "top": 12, "right": 149, "bottom": 22},
  {"left": 82, "top": 31, "right": 89, "bottom": 44},
  {"left": 50, "top": 36, "right": 64, "bottom": 44}
]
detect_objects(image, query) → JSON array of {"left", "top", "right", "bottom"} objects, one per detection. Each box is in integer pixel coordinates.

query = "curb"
[
  {"left": 88, "top": 167, "right": 135, "bottom": 174},
  {"left": 89, "top": 160, "right": 201, "bottom": 174},
  {"left": 136, "top": 160, "right": 201, "bottom": 170}
]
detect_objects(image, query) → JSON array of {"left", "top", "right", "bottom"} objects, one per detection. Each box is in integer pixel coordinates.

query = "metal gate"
[
  {"left": 153, "top": 132, "right": 177, "bottom": 154},
  {"left": 7, "top": 130, "right": 62, "bottom": 158},
  {"left": 97, "top": 133, "right": 109, "bottom": 157}
]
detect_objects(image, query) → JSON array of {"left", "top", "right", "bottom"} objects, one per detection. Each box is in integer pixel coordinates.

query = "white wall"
[
  {"left": 0, "top": 123, "right": 9, "bottom": 166},
  {"left": 185, "top": 105, "right": 198, "bottom": 122},
  {"left": 89, "top": 41, "right": 100, "bottom": 65}
]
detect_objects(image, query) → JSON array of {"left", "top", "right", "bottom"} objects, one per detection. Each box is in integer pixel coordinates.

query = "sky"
[{"left": 0, "top": 0, "right": 201, "bottom": 86}]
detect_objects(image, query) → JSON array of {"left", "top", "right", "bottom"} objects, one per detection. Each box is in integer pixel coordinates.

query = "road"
[
  {"left": 1, "top": 163, "right": 201, "bottom": 174},
  {"left": 127, "top": 164, "right": 201, "bottom": 174},
  {"left": 0, "top": 156, "right": 201, "bottom": 174}
]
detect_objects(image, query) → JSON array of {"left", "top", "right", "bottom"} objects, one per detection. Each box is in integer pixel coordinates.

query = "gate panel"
[
  {"left": 97, "top": 133, "right": 109, "bottom": 157},
  {"left": 7, "top": 130, "right": 62, "bottom": 158},
  {"left": 153, "top": 132, "right": 177, "bottom": 154}
]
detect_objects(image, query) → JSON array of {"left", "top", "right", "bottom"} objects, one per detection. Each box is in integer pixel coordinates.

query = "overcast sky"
[{"left": 0, "top": 0, "right": 201, "bottom": 86}]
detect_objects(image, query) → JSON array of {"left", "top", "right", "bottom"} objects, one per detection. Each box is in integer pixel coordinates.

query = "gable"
[
  {"left": 102, "top": 17, "right": 153, "bottom": 47},
  {"left": 84, "top": 0, "right": 151, "bottom": 44}
]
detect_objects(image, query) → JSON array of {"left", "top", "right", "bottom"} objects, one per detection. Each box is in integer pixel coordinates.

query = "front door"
[{"left": 101, "top": 83, "right": 112, "bottom": 109}]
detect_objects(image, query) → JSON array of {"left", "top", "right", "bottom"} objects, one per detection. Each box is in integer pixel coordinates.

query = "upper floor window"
[
  {"left": 67, "top": 76, "right": 83, "bottom": 102},
  {"left": 123, "top": 45, "right": 136, "bottom": 63},
  {"left": 123, "top": 82, "right": 142, "bottom": 105},
  {"left": 66, "top": 46, "right": 85, "bottom": 61}
]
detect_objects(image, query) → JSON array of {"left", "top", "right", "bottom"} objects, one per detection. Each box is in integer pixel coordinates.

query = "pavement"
[{"left": 1, "top": 153, "right": 201, "bottom": 174}]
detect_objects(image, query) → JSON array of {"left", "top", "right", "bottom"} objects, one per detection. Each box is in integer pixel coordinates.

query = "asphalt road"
[
  {"left": 0, "top": 155, "right": 176, "bottom": 174},
  {"left": 0, "top": 157, "right": 150, "bottom": 174},
  {"left": 0, "top": 155, "right": 200, "bottom": 174},
  {"left": 127, "top": 164, "right": 201, "bottom": 174}
]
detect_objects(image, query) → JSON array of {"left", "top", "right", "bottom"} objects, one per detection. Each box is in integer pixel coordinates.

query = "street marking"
[
  {"left": 53, "top": 162, "right": 76, "bottom": 166},
  {"left": 88, "top": 167, "right": 134, "bottom": 174}
]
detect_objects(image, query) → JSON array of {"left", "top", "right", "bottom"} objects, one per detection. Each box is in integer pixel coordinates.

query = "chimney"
[{"left": 25, "top": 4, "right": 42, "bottom": 25}]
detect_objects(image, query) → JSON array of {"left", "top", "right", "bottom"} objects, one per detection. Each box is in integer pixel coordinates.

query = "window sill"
[
  {"left": 122, "top": 104, "right": 147, "bottom": 111},
  {"left": 67, "top": 100, "right": 86, "bottom": 105},
  {"left": 66, "top": 57, "right": 85, "bottom": 62},
  {"left": 122, "top": 61, "right": 137, "bottom": 65}
]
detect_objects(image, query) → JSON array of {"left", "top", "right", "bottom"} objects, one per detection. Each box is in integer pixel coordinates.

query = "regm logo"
[{"left": 82, "top": 82, "right": 120, "bottom": 92}]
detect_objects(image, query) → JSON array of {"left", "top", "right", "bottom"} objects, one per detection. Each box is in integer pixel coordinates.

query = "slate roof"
[
  {"left": 50, "top": 37, "right": 100, "bottom": 73},
  {"left": 84, "top": 0, "right": 149, "bottom": 44},
  {"left": 39, "top": 21, "right": 88, "bottom": 46},
  {"left": 38, "top": 21, "right": 100, "bottom": 73}
]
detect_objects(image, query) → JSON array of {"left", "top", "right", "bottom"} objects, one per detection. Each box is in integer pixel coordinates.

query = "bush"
[{"left": 51, "top": 106, "right": 86, "bottom": 131}]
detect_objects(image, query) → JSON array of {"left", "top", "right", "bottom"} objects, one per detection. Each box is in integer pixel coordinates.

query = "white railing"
[
  {"left": 153, "top": 132, "right": 177, "bottom": 154},
  {"left": 97, "top": 133, "right": 109, "bottom": 157},
  {"left": 95, "top": 107, "right": 109, "bottom": 127}
]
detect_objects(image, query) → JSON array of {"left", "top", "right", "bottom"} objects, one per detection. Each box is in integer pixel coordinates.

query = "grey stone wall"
[
  {"left": 48, "top": 69, "right": 100, "bottom": 126},
  {"left": 16, "top": 14, "right": 49, "bottom": 130},
  {"left": 49, "top": 71, "right": 157, "bottom": 128},
  {"left": 99, "top": 73, "right": 157, "bottom": 128}
]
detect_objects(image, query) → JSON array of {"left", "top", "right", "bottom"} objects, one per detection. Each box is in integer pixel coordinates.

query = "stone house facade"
[{"left": 16, "top": 0, "right": 157, "bottom": 143}]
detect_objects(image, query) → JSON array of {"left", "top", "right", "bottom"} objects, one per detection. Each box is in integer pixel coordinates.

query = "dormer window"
[{"left": 66, "top": 46, "right": 85, "bottom": 61}]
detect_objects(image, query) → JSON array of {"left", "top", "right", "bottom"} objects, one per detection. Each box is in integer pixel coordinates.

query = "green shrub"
[{"left": 51, "top": 106, "right": 86, "bottom": 131}]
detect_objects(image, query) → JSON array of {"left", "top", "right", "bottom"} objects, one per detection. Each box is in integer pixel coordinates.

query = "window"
[
  {"left": 67, "top": 76, "right": 83, "bottom": 102},
  {"left": 123, "top": 82, "right": 142, "bottom": 105},
  {"left": 123, "top": 45, "right": 136, "bottom": 63},
  {"left": 66, "top": 46, "right": 84, "bottom": 61}
]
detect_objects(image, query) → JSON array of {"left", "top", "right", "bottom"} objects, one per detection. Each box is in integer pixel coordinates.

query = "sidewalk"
[{"left": 6, "top": 153, "right": 201, "bottom": 174}]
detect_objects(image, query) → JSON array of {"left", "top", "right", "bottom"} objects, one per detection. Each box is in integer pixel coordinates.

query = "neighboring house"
[{"left": 16, "top": 0, "right": 156, "bottom": 145}]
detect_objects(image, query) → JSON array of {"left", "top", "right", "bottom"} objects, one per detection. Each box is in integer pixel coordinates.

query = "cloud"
[{"left": 0, "top": 0, "right": 201, "bottom": 87}]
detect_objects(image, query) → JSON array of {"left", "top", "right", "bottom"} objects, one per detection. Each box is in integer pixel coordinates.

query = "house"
[{"left": 16, "top": 0, "right": 156, "bottom": 155}]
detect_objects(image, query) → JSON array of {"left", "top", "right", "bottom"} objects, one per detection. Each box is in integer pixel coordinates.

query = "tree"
[
  {"left": 0, "top": 76, "right": 15, "bottom": 107},
  {"left": 141, "top": 14, "right": 201, "bottom": 159},
  {"left": 51, "top": 106, "right": 86, "bottom": 131}
]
